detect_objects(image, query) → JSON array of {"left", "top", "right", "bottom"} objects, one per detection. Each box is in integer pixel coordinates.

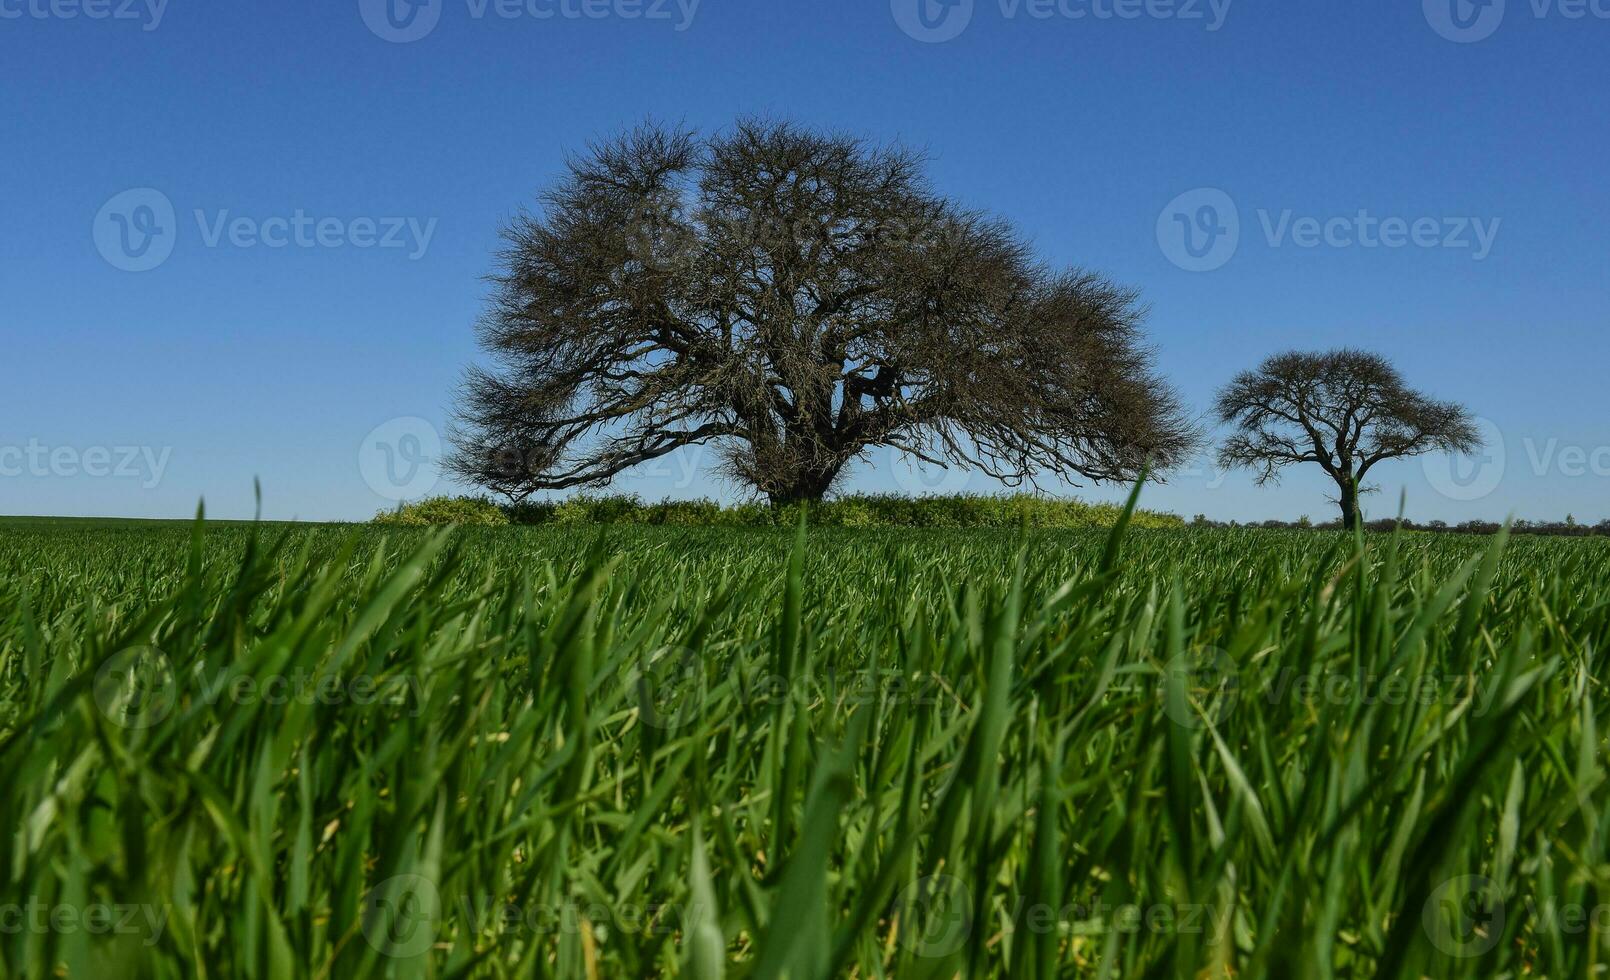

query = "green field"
[{"left": 4, "top": 514, "right": 1610, "bottom": 978}]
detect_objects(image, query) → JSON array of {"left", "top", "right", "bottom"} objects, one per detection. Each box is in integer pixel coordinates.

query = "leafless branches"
[
  {"left": 451, "top": 118, "right": 1195, "bottom": 503},
  {"left": 1214, "top": 349, "right": 1479, "bottom": 527}
]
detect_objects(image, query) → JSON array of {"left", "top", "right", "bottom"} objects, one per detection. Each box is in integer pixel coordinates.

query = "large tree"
[
  {"left": 1214, "top": 350, "right": 1480, "bottom": 528},
  {"left": 450, "top": 119, "right": 1194, "bottom": 504}
]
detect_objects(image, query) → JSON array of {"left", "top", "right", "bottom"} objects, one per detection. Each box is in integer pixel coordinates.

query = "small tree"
[
  {"left": 450, "top": 118, "right": 1194, "bottom": 504},
  {"left": 1214, "top": 350, "right": 1479, "bottom": 529}
]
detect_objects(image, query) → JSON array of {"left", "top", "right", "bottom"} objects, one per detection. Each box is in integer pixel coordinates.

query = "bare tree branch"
[
  {"left": 451, "top": 118, "right": 1196, "bottom": 504},
  {"left": 1213, "top": 349, "right": 1480, "bottom": 528}
]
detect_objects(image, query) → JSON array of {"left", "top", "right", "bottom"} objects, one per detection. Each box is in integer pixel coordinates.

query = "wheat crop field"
[{"left": 4, "top": 510, "right": 1610, "bottom": 978}]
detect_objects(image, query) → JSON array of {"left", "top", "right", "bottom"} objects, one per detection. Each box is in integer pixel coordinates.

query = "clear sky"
[{"left": 4, "top": 0, "right": 1607, "bottom": 523}]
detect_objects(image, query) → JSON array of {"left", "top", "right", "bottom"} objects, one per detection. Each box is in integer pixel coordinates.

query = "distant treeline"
[
  {"left": 372, "top": 495, "right": 1605, "bottom": 537},
  {"left": 374, "top": 494, "right": 1185, "bottom": 529},
  {"left": 1189, "top": 515, "right": 1610, "bottom": 538}
]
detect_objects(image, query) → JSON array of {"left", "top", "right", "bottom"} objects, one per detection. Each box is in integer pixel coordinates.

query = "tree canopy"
[
  {"left": 450, "top": 118, "right": 1194, "bottom": 503},
  {"left": 1214, "top": 349, "right": 1480, "bottom": 527}
]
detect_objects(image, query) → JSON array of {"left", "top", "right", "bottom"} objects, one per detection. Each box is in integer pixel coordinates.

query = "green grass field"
[{"left": 4, "top": 512, "right": 1610, "bottom": 978}]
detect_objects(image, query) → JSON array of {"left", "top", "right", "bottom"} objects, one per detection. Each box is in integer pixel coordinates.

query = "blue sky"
[{"left": 3, "top": 0, "right": 1607, "bottom": 522}]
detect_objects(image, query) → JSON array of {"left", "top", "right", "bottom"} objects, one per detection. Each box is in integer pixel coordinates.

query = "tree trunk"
[
  {"left": 766, "top": 465, "right": 842, "bottom": 506},
  {"left": 1337, "top": 477, "right": 1361, "bottom": 530}
]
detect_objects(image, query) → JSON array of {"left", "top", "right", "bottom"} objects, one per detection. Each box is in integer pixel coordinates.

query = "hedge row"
[
  {"left": 371, "top": 496, "right": 510, "bottom": 527},
  {"left": 1191, "top": 515, "right": 1610, "bottom": 538},
  {"left": 374, "top": 493, "right": 1185, "bottom": 530}
]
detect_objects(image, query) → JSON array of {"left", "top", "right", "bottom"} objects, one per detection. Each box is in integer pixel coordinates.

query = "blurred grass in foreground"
[{"left": 3, "top": 512, "right": 1610, "bottom": 978}]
